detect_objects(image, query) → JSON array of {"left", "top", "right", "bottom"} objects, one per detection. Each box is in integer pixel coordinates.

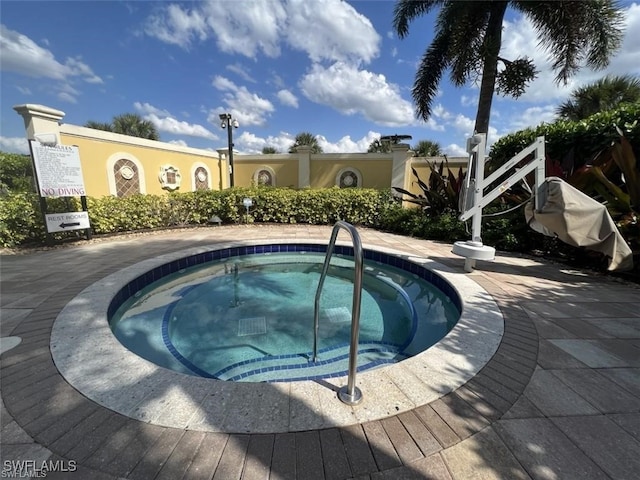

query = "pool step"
[{"left": 213, "top": 341, "right": 407, "bottom": 382}]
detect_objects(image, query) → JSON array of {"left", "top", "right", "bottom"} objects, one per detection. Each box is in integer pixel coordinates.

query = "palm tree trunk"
[{"left": 474, "top": 1, "right": 508, "bottom": 135}]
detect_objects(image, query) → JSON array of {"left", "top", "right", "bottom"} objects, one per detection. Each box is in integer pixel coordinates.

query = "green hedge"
[
  {"left": 489, "top": 102, "right": 640, "bottom": 168},
  {"left": 0, "top": 187, "right": 403, "bottom": 248}
]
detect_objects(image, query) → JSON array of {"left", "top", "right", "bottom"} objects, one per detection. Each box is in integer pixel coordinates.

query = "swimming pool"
[
  {"left": 109, "top": 246, "right": 460, "bottom": 382},
  {"left": 50, "top": 232, "right": 503, "bottom": 432}
]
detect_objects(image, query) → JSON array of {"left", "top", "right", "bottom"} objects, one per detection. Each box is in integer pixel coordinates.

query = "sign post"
[{"left": 28, "top": 140, "right": 91, "bottom": 242}]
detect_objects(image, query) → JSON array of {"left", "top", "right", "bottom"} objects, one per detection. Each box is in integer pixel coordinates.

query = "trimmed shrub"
[
  {"left": 0, "top": 187, "right": 403, "bottom": 247},
  {"left": 489, "top": 102, "right": 640, "bottom": 169}
]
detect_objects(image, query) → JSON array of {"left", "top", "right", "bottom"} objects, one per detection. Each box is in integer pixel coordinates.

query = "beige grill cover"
[{"left": 525, "top": 177, "right": 633, "bottom": 271}]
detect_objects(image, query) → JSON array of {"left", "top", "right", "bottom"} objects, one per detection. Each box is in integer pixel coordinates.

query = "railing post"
[{"left": 313, "top": 221, "right": 364, "bottom": 405}]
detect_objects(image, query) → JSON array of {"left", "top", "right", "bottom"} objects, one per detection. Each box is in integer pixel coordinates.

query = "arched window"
[
  {"left": 194, "top": 167, "right": 209, "bottom": 190},
  {"left": 191, "top": 162, "right": 212, "bottom": 191},
  {"left": 113, "top": 159, "right": 140, "bottom": 197},
  {"left": 336, "top": 167, "right": 362, "bottom": 188},
  {"left": 107, "top": 153, "right": 145, "bottom": 197},
  {"left": 253, "top": 166, "right": 276, "bottom": 186}
]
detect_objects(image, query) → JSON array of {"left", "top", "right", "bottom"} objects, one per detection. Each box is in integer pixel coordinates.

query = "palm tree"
[
  {"left": 84, "top": 114, "right": 160, "bottom": 140},
  {"left": 289, "top": 132, "right": 323, "bottom": 153},
  {"left": 393, "top": 0, "right": 625, "bottom": 136},
  {"left": 262, "top": 146, "right": 279, "bottom": 154},
  {"left": 556, "top": 74, "right": 640, "bottom": 121},
  {"left": 112, "top": 113, "right": 160, "bottom": 140},
  {"left": 367, "top": 139, "right": 391, "bottom": 153},
  {"left": 84, "top": 120, "right": 113, "bottom": 132},
  {"left": 413, "top": 140, "right": 442, "bottom": 157}
]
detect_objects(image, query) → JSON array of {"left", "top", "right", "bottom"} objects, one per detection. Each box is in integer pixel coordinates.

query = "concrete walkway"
[{"left": 1, "top": 225, "right": 639, "bottom": 479}]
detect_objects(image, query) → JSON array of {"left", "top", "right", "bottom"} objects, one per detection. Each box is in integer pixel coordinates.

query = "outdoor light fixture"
[{"left": 219, "top": 113, "right": 239, "bottom": 187}]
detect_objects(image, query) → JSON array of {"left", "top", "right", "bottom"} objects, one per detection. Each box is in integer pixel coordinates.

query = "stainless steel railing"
[{"left": 313, "top": 221, "right": 364, "bottom": 405}]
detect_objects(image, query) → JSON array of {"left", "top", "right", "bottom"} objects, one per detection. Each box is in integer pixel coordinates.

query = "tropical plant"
[
  {"left": 84, "top": 121, "right": 113, "bottom": 132},
  {"left": 489, "top": 102, "right": 640, "bottom": 173},
  {"left": 412, "top": 140, "right": 442, "bottom": 157},
  {"left": 556, "top": 75, "right": 640, "bottom": 121},
  {"left": 393, "top": 0, "right": 625, "bottom": 137},
  {"left": 393, "top": 158, "right": 466, "bottom": 216},
  {"left": 368, "top": 139, "right": 391, "bottom": 153},
  {"left": 289, "top": 132, "right": 323, "bottom": 154},
  {"left": 261, "top": 146, "right": 279, "bottom": 154},
  {"left": 0, "top": 152, "right": 34, "bottom": 193},
  {"left": 84, "top": 113, "right": 160, "bottom": 140}
]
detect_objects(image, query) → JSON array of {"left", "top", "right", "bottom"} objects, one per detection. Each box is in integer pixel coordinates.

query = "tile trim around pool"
[{"left": 50, "top": 238, "right": 504, "bottom": 433}]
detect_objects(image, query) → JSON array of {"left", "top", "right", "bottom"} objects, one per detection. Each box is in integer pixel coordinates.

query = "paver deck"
[{"left": 2, "top": 224, "right": 639, "bottom": 479}]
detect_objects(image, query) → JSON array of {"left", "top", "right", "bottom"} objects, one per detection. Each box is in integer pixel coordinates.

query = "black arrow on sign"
[{"left": 59, "top": 222, "right": 81, "bottom": 228}]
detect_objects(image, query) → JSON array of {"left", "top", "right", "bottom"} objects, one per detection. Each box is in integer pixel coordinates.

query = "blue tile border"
[{"left": 107, "top": 242, "right": 463, "bottom": 382}]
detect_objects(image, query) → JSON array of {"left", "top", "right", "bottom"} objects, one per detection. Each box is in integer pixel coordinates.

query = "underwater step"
[{"left": 214, "top": 341, "right": 407, "bottom": 382}]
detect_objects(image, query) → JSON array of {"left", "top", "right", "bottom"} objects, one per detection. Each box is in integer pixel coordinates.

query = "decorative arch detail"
[
  {"left": 336, "top": 167, "right": 362, "bottom": 188},
  {"left": 253, "top": 166, "right": 276, "bottom": 186},
  {"left": 107, "top": 152, "right": 146, "bottom": 197},
  {"left": 191, "top": 162, "right": 212, "bottom": 191}
]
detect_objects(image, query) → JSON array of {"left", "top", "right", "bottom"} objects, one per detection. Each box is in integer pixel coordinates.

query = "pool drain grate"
[{"left": 238, "top": 316, "right": 267, "bottom": 336}]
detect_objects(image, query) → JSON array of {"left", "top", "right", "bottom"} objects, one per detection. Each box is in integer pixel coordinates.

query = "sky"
[{"left": 1, "top": 0, "right": 639, "bottom": 158}]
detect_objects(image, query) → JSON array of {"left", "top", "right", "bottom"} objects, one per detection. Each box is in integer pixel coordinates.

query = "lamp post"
[{"left": 219, "top": 113, "right": 239, "bottom": 188}]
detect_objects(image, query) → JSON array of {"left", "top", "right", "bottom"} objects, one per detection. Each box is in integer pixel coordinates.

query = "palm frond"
[
  {"left": 393, "top": 0, "right": 446, "bottom": 38},
  {"left": 516, "top": 1, "right": 624, "bottom": 84}
]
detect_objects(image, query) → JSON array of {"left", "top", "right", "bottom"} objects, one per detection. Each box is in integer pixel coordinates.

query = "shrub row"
[
  {"left": 489, "top": 102, "right": 640, "bottom": 168},
  {"left": 0, "top": 187, "right": 405, "bottom": 248}
]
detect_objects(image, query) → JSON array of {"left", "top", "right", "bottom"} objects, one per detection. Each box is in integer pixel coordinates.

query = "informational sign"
[
  {"left": 29, "top": 141, "right": 86, "bottom": 197},
  {"left": 45, "top": 211, "right": 91, "bottom": 233}
]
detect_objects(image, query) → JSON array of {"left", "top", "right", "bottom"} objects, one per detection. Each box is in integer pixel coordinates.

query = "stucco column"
[
  {"left": 391, "top": 143, "right": 412, "bottom": 192},
  {"left": 216, "top": 148, "right": 230, "bottom": 189},
  {"left": 13, "top": 104, "right": 65, "bottom": 144},
  {"left": 296, "top": 145, "right": 311, "bottom": 188}
]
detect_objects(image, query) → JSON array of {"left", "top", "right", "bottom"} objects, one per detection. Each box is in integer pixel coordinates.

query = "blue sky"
[{"left": 1, "top": 1, "right": 639, "bottom": 157}]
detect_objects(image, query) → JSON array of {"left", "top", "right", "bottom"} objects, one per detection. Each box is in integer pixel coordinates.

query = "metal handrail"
[{"left": 313, "top": 221, "right": 364, "bottom": 405}]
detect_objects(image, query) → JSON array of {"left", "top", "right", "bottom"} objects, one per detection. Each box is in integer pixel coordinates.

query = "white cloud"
[
  {"left": 277, "top": 89, "right": 298, "bottom": 108},
  {"left": 506, "top": 105, "right": 557, "bottom": 132},
  {"left": 460, "top": 95, "right": 475, "bottom": 108},
  {"left": 500, "top": 4, "right": 640, "bottom": 104},
  {"left": 236, "top": 130, "right": 294, "bottom": 154},
  {"left": 142, "top": 4, "right": 208, "bottom": 49},
  {"left": 317, "top": 131, "right": 381, "bottom": 153},
  {"left": 142, "top": 0, "right": 380, "bottom": 64},
  {"left": 133, "top": 102, "right": 218, "bottom": 140},
  {"left": 65, "top": 57, "right": 103, "bottom": 84},
  {"left": 0, "top": 136, "right": 29, "bottom": 154},
  {"left": 433, "top": 104, "right": 453, "bottom": 120},
  {"left": 226, "top": 63, "right": 255, "bottom": 83},
  {"left": 211, "top": 76, "right": 275, "bottom": 126},
  {"left": 211, "top": 75, "right": 235, "bottom": 91},
  {"left": 56, "top": 83, "right": 80, "bottom": 104},
  {"left": 299, "top": 62, "right": 414, "bottom": 126},
  {"left": 443, "top": 143, "right": 468, "bottom": 157},
  {"left": 146, "top": 114, "right": 218, "bottom": 140},
  {"left": 285, "top": 0, "right": 380, "bottom": 63},
  {"left": 16, "top": 86, "right": 31, "bottom": 95},
  {"left": 134, "top": 102, "right": 171, "bottom": 117},
  {"left": 168, "top": 139, "right": 188, "bottom": 147},
  {"left": 236, "top": 130, "right": 382, "bottom": 154},
  {"left": 0, "top": 25, "right": 103, "bottom": 84}
]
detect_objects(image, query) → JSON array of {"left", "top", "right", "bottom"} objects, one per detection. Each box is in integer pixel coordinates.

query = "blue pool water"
[{"left": 109, "top": 246, "right": 460, "bottom": 382}]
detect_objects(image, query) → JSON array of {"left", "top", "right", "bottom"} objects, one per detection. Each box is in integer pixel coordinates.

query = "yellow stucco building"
[{"left": 14, "top": 104, "right": 465, "bottom": 199}]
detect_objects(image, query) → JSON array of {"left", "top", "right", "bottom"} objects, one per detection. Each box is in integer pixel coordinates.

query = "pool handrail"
[{"left": 313, "top": 221, "right": 364, "bottom": 405}]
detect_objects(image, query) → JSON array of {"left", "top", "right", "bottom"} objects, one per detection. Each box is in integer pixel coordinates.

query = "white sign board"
[
  {"left": 29, "top": 141, "right": 86, "bottom": 197},
  {"left": 45, "top": 211, "right": 90, "bottom": 233}
]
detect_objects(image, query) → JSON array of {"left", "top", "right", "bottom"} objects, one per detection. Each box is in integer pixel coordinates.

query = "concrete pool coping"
[{"left": 50, "top": 238, "right": 503, "bottom": 433}]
